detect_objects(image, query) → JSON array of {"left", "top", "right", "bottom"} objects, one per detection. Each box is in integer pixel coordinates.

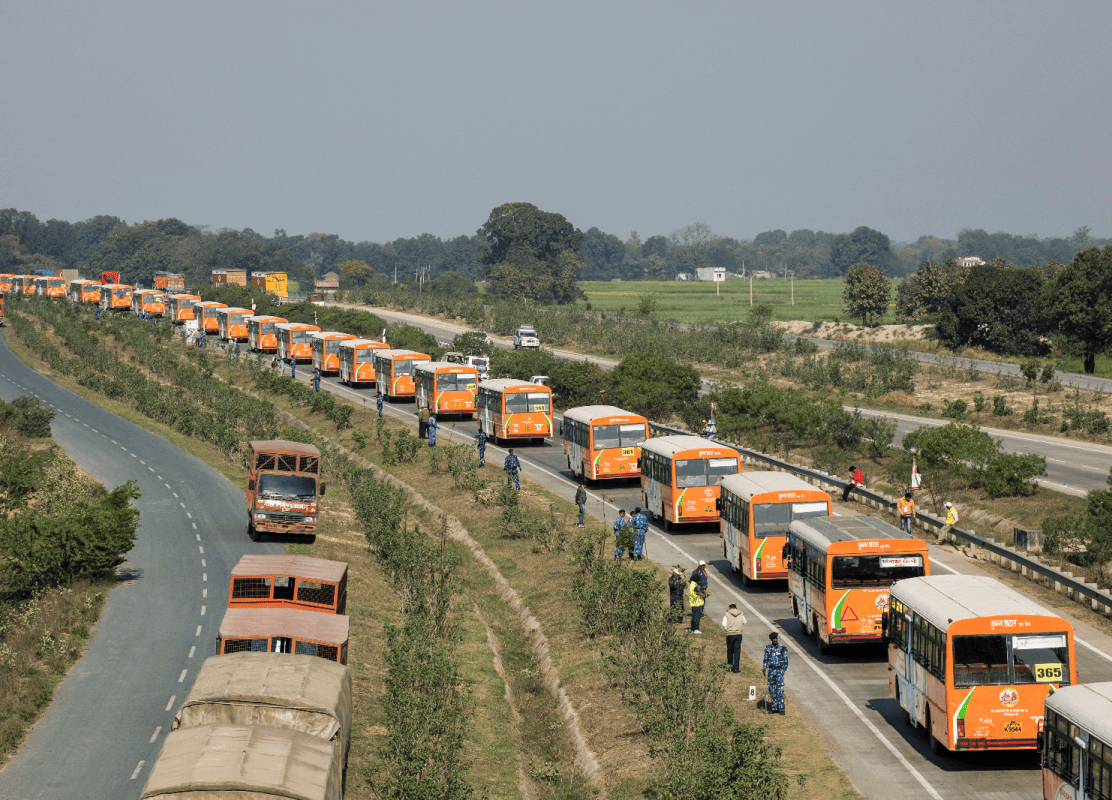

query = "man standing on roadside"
[
  {"left": 762, "top": 632, "right": 789, "bottom": 714},
  {"left": 722, "top": 602, "right": 747, "bottom": 672},
  {"left": 418, "top": 405, "right": 430, "bottom": 439},
  {"left": 612, "top": 509, "right": 631, "bottom": 560},
  {"left": 630, "top": 506, "right": 649, "bottom": 559},
  {"left": 476, "top": 426, "right": 487, "bottom": 467},
  {"left": 841, "top": 465, "right": 863, "bottom": 502},
  {"left": 503, "top": 449, "right": 521, "bottom": 490},
  {"left": 376, "top": 392, "right": 384, "bottom": 418},
  {"left": 427, "top": 412, "right": 437, "bottom": 446},
  {"left": 693, "top": 560, "right": 709, "bottom": 592},
  {"left": 897, "top": 492, "right": 916, "bottom": 534},
  {"left": 574, "top": 482, "right": 587, "bottom": 527},
  {"left": 687, "top": 575, "right": 706, "bottom": 633},
  {"left": 668, "top": 567, "right": 686, "bottom": 621}
]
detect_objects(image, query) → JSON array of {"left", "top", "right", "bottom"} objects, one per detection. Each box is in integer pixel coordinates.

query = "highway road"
[
  {"left": 346, "top": 303, "right": 1112, "bottom": 497},
  {"left": 0, "top": 331, "right": 284, "bottom": 799}
]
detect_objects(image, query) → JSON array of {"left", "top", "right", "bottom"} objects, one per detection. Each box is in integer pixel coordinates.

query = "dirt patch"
[{"left": 772, "top": 320, "right": 931, "bottom": 344}]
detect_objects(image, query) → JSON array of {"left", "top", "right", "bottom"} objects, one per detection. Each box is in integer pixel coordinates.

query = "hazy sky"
[{"left": 3, "top": 1, "right": 1110, "bottom": 245}]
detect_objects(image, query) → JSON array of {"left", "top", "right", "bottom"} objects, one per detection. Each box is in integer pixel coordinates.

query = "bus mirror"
[
  {"left": 248, "top": 479, "right": 255, "bottom": 491},
  {"left": 319, "top": 483, "right": 326, "bottom": 497}
]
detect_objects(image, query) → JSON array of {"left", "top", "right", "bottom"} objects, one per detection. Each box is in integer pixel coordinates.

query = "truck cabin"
[
  {"left": 246, "top": 440, "right": 324, "bottom": 539},
  {"left": 216, "top": 608, "right": 350, "bottom": 664},
  {"left": 228, "top": 554, "right": 347, "bottom": 615}
]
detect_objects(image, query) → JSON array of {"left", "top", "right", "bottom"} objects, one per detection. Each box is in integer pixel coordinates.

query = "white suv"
[{"left": 513, "top": 325, "right": 540, "bottom": 350}]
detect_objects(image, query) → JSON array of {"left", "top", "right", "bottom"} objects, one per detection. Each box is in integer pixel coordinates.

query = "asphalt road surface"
[
  {"left": 347, "top": 304, "right": 1112, "bottom": 497},
  {"left": 0, "top": 330, "right": 284, "bottom": 799}
]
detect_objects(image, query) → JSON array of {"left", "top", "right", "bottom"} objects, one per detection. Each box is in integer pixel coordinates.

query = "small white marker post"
[{"left": 748, "top": 686, "right": 757, "bottom": 701}]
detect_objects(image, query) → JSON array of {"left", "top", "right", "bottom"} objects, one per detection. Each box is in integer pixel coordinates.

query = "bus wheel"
[
  {"left": 926, "top": 710, "right": 945, "bottom": 756},
  {"left": 662, "top": 515, "right": 671, "bottom": 533},
  {"left": 815, "top": 622, "right": 829, "bottom": 655}
]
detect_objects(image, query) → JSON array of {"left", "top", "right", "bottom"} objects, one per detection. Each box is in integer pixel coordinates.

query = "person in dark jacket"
[
  {"left": 504, "top": 449, "right": 521, "bottom": 489},
  {"left": 376, "top": 392, "right": 384, "bottom": 418},
  {"left": 574, "top": 482, "right": 587, "bottom": 527},
  {"left": 762, "top": 632, "right": 789, "bottom": 713},
  {"left": 693, "top": 561, "right": 708, "bottom": 591},
  {"left": 476, "top": 427, "right": 487, "bottom": 466},
  {"left": 668, "top": 568, "right": 686, "bottom": 621},
  {"left": 418, "top": 405, "right": 430, "bottom": 439},
  {"left": 630, "top": 507, "right": 648, "bottom": 559},
  {"left": 427, "top": 413, "right": 438, "bottom": 446}
]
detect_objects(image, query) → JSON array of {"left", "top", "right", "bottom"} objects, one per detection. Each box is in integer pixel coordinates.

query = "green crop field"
[{"left": 576, "top": 278, "right": 900, "bottom": 325}]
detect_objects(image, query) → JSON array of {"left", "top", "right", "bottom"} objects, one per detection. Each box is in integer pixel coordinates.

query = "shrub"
[
  {"left": 3, "top": 396, "right": 56, "bottom": 438},
  {"left": 992, "top": 395, "right": 1012, "bottom": 416},
  {"left": 983, "top": 454, "right": 1045, "bottom": 498},
  {"left": 942, "top": 399, "right": 968, "bottom": 419},
  {"left": 972, "top": 392, "right": 986, "bottom": 413}
]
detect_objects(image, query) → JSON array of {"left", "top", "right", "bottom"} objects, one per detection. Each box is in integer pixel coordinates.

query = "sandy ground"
[{"left": 772, "top": 320, "right": 931, "bottom": 343}]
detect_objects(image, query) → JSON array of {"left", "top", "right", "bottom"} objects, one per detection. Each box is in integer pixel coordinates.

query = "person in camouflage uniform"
[{"left": 762, "top": 632, "right": 789, "bottom": 714}]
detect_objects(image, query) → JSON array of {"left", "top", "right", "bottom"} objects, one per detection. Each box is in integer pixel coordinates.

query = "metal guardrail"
[{"left": 648, "top": 422, "right": 1112, "bottom": 614}]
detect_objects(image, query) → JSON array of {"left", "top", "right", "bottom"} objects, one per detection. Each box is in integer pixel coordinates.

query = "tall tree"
[
  {"left": 476, "top": 203, "right": 584, "bottom": 304},
  {"left": 935, "top": 260, "right": 1049, "bottom": 356},
  {"left": 1047, "top": 245, "right": 1112, "bottom": 373},
  {"left": 830, "top": 226, "right": 895, "bottom": 276},
  {"left": 843, "top": 262, "right": 891, "bottom": 325},
  {"left": 670, "top": 222, "right": 717, "bottom": 274}
]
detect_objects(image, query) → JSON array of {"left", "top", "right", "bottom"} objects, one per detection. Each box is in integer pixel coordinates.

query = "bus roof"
[
  {"left": 789, "top": 514, "right": 911, "bottom": 551},
  {"left": 1044, "top": 682, "right": 1112, "bottom": 734},
  {"left": 373, "top": 349, "right": 430, "bottom": 360},
  {"left": 195, "top": 300, "right": 227, "bottom": 308},
  {"left": 310, "top": 331, "right": 355, "bottom": 340},
  {"left": 217, "top": 306, "right": 251, "bottom": 314},
  {"left": 246, "top": 315, "right": 287, "bottom": 323},
  {"left": 562, "top": 405, "right": 646, "bottom": 424},
  {"left": 218, "top": 608, "right": 350, "bottom": 644},
  {"left": 414, "top": 361, "right": 477, "bottom": 373},
  {"left": 720, "top": 471, "right": 830, "bottom": 502},
  {"left": 890, "top": 574, "right": 1065, "bottom": 631},
  {"left": 275, "top": 322, "right": 321, "bottom": 331},
  {"left": 231, "top": 553, "right": 344, "bottom": 582},
  {"left": 479, "top": 378, "right": 550, "bottom": 393},
  {"left": 640, "top": 434, "right": 737, "bottom": 460}
]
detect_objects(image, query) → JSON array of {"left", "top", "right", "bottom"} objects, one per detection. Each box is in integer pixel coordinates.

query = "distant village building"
[
  {"left": 956, "top": 256, "right": 985, "bottom": 267},
  {"left": 314, "top": 270, "right": 339, "bottom": 298},
  {"left": 751, "top": 270, "right": 773, "bottom": 280}
]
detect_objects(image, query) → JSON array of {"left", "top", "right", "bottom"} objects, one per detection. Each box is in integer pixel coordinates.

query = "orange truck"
[
  {"left": 153, "top": 272, "right": 185, "bottom": 291},
  {"left": 246, "top": 440, "right": 325, "bottom": 540},
  {"left": 212, "top": 269, "right": 247, "bottom": 286},
  {"left": 100, "top": 271, "right": 120, "bottom": 284}
]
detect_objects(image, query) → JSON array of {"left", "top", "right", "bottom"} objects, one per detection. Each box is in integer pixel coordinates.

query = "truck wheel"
[{"left": 248, "top": 521, "right": 258, "bottom": 542}]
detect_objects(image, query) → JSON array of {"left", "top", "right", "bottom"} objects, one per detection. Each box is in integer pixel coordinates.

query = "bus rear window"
[
  {"left": 437, "top": 373, "right": 476, "bottom": 392},
  {"left": 292, "top": 331, "right": 315, "bottom": 344},
  {"left": 260, "top": 323, "right": 277, "bottom": 335},
  {"left": 675, "top": 457, "right": 737, "bottom": 487},
  {"left": 706, "top": 457, "right": 738, "bottom": 485},
  {"left": 325, "top": 340, "right": 342, "bottom": 354},
  {"left": 830, "top": 554, "right": 924, "bottom": 587},
  {"left": 953, "top": 633, "right": 1070, "bottom": 687},
  {"left": 527, "top": 392, "right": 550, "bottom": 413},
  {"left": 750, "top": 498, "right": 830, "bottom": 538},
  {"left": 394, "top": 360, "right": 415, "bottom": 376}
]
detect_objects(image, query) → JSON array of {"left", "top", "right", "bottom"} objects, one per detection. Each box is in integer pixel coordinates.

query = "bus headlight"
[
  {"left": 303, "top": 516, "right": 315, "bottom": 524},
  {"left": 254, "top": 512, "right": 268, "bottom": 520}
]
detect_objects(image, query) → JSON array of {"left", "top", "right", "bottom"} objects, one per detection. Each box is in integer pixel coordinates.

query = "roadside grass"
[{"left": 0, "top": 580, "right": 110, "bottom": 763}]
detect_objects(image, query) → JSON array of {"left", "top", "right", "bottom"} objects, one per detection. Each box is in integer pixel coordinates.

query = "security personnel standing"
[
  {"left": 427, "top": 413, "right": 438, "bottom": 446},
  {"left": 612, "top": 509, "right": 630, "bottom": 559},
  {"left": 630, "top": 507, "right": 649, "bottom": 560},
  {"left": 668, "top": 568, "right": 686, "bottom": 621},
  {"left": 762, "top": 632, "right": 789, "bottom": 714},
  {"left": 376, "top": 392, "right": 384, "bottom": 418},
  {"left": 313, "top": 368, "right": 321, "bottom": 392},
  {"left": 418, "top": 405, "right": 430, "bottom": 439},
  {"left": 687, "top": 577, "right": 706, "bottom": 633},
  {"left": 503, "top": 448, "right": 521, "bottom": 489},
  {"left": 290, "top": 360, "right": 296, "bottom": 379},
  {"left": 476, "top": 427, "right": 487, "bottom": 466}
]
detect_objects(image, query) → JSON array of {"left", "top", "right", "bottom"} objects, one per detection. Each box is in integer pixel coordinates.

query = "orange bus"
[
  {"left": 719, "top": 471, "right": 832, "bottom": 586},
  {"left": 311, "top": 331, "right": 356, "bottom": 374},
  {"left": 131, "top": 289, "right": 166, "bottom": 317},
  {"left": 217, "top": 307, "right": 252, "bottom": 341},
  {"left": 216, "top": 608, "right": 350, "bottom": 664},
  {"left": 373, "top": 349, "right": 432, "bottom": 400},
  {"left": 277, "top": 322, "right": 321, "bottom": 363},
  {"left": 99, "top": 283, "right": 133, "bottom": 312},
  {"left": 1042, "top": 682, "right": 1112, "bottom": 799},
  {"left": 338, "top": 339, "right": 387, "bottom": 386},
  {"left": 414, "top": 362, "right": 479, "bottom": 418},
  {"left": 477, "top": 379, "right": 553, "bottom": 444},
  {"left": 0, "top": 275, "right": 15, "bottom": 293},
  {"left": 15, "top": 275, "right": 37, "bottom": 295},
  {"left": 561, "top": 405, "right": 648, "bottom": 482},
  {"left": 33, "top": 276, "right": 67, "bottom": 298},
  {"left": 228, "top": 554, "right": 348, "bottom": 615},
  {"left": 167, "top": 294, "right": 201, "bottom": 323},
  {"left": 247, "top": 315, "right": 288, "bottom": 353},
  {"left": 888, "top": 574, "right": 1075, "bottom": 754},
  {"left": 639, "top": 435, "right": 740, "bottom": 531},
  {"left": 68, "top": 279, "right": 102, "bottom": 304},
  {"left": 785, "top": 515, "right": 928, "bottom": 654},
  {"left": 194, "top": 300, "right": 227, "bottom": 333}
]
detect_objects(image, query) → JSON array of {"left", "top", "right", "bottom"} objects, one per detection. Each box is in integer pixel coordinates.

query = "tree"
[
  {"left": 830, "top": 226, "right": 896, "bottom": 276},
  {"left": 425, "top": 270, "right": 476, "bottom": 296},
  {"left": 670, "top": 223, "right": 717, "bottom": 274},
  {"left": 903, "top": 423, "right": 999, "bottom": 511},
  {"left": 843, "top": 263, "right": 891, "bottom": 325},
  {"left": 1047, "top": 245, "right": 1112, "bottom": 374},
  {"left": 476, "top": 203, "right": 584, "bottom": 304},
  {"left": 895, "top": 258, "right": 970, "bottom": 321},
  {"left": 935, "top": 261, "right": 1049, "bottom": 356},
  {"left": 337, "top": 259, "right": 376, "bottom": 287},
  {"left": 579, "top": 227, "right": 626, "bottom": 281},
  {"left": 610, "top": 353, "right": 701, "bottom": 421}
]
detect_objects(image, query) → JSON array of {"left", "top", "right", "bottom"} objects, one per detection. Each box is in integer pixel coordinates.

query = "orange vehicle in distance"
[
  {"left": 99, "top": 283, "right": 133, "bottom": 312},
  {"left": 216, "top": 608, "right": 350, "bottom": 664},
  {"left": 33, "top": 276, "right": 67, "bottom": 298},
  {"left": 228, "top": 554, "right": 348, "bottom": 615},
  {"left": 639, "top": 435, "right": 741, "bottom": 530},
  {"left": 477, "top": 379, "right": 553, "bottom": 444},
  {"left": 166, "top": 294, "right": 201, "bottom": 323},
  {"left": 338, "top": 339, "right": 388, "bottom": 386},
  {"left": 247, "top": 315, "right": 288, "bottom": 352},
  {"left": 194, "top": 301, "right": 227, "bottom": 334},
  {"left": 414, "top": 362, "right": 478, "bottom": 418},
  {"left": 131, "top": 289, "right": 166, "bottom": 317},
  {"left": 312, "top": 332, "right": 357, "bottom": 375},
  {"left": 68, "top": 279, "right": 102, "bottom": 304},
  {"left": 373, "top": 349, "right": 432, "bottom": 400},
  {"left": 561, "top": 405, "right": 648, "bottom": 482},
  {"left": 217, "top": 307, "right": 252, "bottom": 341},
  {"left": 0, "top": 275, "right": 15, "bottom": 293},
  {"left": 277, "top": 322, "right": 321, "bottom": 363},
  {"left": 15, "top": 276, "right": 36, "bottom": 295}
]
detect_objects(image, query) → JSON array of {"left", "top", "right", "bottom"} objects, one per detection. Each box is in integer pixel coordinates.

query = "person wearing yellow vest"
[
  {"left": 939, "top": 501, "right": 959, "bottom": 542},
  {"left": 687, "top": 578, "right": 706, "bottom": 634},
  {"left": 897, "top": 492, "right": 916, "bottom": 534}
]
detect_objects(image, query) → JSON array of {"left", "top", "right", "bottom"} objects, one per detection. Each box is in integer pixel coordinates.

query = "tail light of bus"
[
  {"left": 957, "top": 718, "right": 965, "bottom": 738},
  {"left": 832, "top": 627, "right": 846, "bottom": 634}
]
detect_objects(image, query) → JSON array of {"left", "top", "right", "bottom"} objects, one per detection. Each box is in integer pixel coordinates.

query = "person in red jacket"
[{"left": 841, "top": 465, "right": 864, "bottom": 502}]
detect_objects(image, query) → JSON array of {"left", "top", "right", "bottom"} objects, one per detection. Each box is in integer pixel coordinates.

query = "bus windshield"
[
  {"left": 178, "top": 298, "right": 197, "bottom": 309},
  {"left": 114, "top": 287, "right": 130, "bottom": 297},
  {"left": 436, "top": 373, "right": 476, "bottom": 392},
  {"left": 257, "top": 474, "right": 317, "bottom": 502},
  {"left": 148, "top": 293, "right": 164, "bottom": 303},
  {"left": 675, "top": 457, "right": 738, "bottom": 488},
  {"left": 393, "top": 359, "right": 416, "bottom": 376},
  {"left": 953, "top": 632, "right": 1070, "bottom": 687},
  {"left": 292, "top": 330, "right": 315, "bottom": 344},
  {"left": 592, "top": 423, "right": 647, "bottom": 450},
  {"left": 752, "top": 500, "right": 829, "bottom": 538},
  {"left": 505, "top": 392, "right": 551, "bottom": 413},
  {"left": 324, "top": 340, "right": 343, "bottom": 354},
  {"left": 260, "top": 323, "right": 277, "bottom": 335},
  {"left": 830, "top": 554, "right": 924, "bottom": 587}
]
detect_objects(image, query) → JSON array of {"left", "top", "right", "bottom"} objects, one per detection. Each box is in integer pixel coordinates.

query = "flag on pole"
[
  {"left": 314, "top": 311, "right": 318, "bottom": 326},
  {"left": 710, "top": 400, "right": 718, "bottom": 424},
  {"left": 911, "top": 456, "right": 922, "bottom": 491}
]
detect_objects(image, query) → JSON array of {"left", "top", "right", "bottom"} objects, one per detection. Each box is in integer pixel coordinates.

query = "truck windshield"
[{"left": 257, "top": 474, "right": 317, "bottom": 502}]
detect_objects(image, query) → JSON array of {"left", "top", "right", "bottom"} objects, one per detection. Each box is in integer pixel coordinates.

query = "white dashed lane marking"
[
  {"left": 149, "top": 727, "right": 161, "bottom": 743},
  {"left": 178, "top": 670, "right": 187, "bottom": 683},
  {"left": 130, "top": 761, "right": 145, "bottom": 780},
  {"left": 165, "top": 696, "right": 176, "bottom": 711}
]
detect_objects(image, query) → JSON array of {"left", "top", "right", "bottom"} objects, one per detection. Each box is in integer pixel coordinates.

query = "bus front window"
[
  {"left": 325, "top": 340, "right": 342, "bottom": 354},
  {"left": 706, "top": 457, "right": 739, "bottom": 485},
  {"left": 675, "top": 459, "right": 708, "bottom": 487},
  {"left": 830, "top": 554, "right": 924, "bottom": 588},
  {"left": 293, "top": 331, "right": 315, "bottom": 344},
  {"left": 394, "top": 360, "right": 415, "bottom": 376},
  {"left": 592, "top": 425, "right": 622, "bottom": 450}
]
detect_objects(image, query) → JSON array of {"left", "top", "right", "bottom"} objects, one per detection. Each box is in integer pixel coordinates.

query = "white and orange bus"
[
  {"left": 277, "top": 322, "right": 321, "bottom": 363},
  {"left": 167, "top": 294, "right": 202, "bottom": 324},
  {"left": 338, "top": 340, "right": 387, "bottom": 387},
  {"left": 100, "top": 283, "right": 134, "bottom": 312},
  {"left": 639, "top": 435, "right": 740, "bottom": 531},
  {"left": 248, "top": 315, "right": 288, "bottom": 353},
  {"left": 311, "top": 332, "right": 356, "bottom": 374},
  {"left": 1042, "top": 682, "right": 1112, "bottom": 799},
  {"left": 69, "top": 280, "right": 102, "bottom": 304},
  {"left": 195, "top": 301, "right": 227, "bottom": 334},
  {"left": 15, "top": 275, "right": 37, "bottom": 295},
  {"left": 719, "top": 472, "right": 832, "bottom": 586},
  {"left": 33, "top": 276, "right": 67, "bottom": 298},
  {"left": 888, "top": 574, "right": 1075, "bottom": 754},
  {"left": 132, "top": 289, "right": 166, "bottom": 317},
  {"left": 414, "top": 362, "right": 479, "bottom": 418},
  {"left": 561, "top": 405, "right": 647, "bottom": 482},
  {"left": 477, "top": 379, "right": 553, "bottom": 444},
  {"left": 217, "top": 307, "right": 252, "bottom": 341},
  {"left": 0, "top": 275, "right": 16, "bottom": 293},
  {"left": 373, "top": 349, "right": 432, "bottom": 401},
  {"left": 786, "top": 514, "right": 928, "bottom": 653}
]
